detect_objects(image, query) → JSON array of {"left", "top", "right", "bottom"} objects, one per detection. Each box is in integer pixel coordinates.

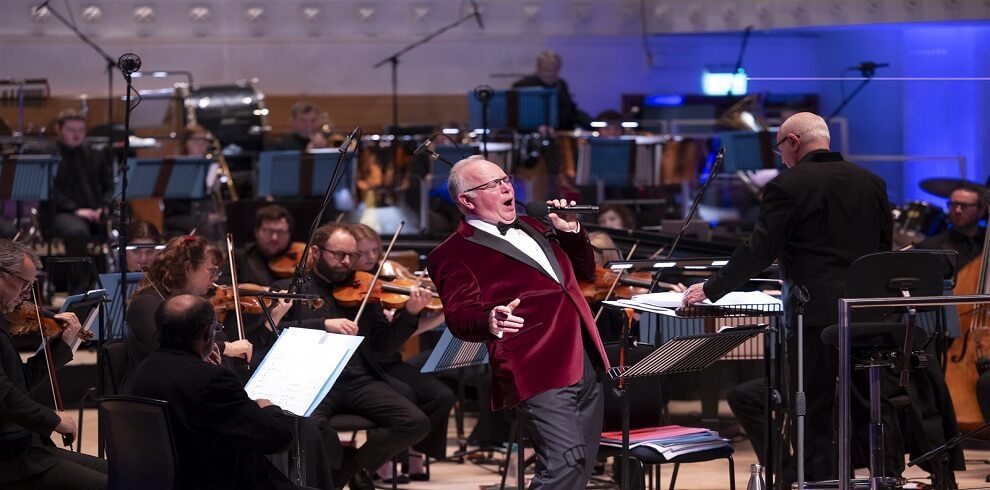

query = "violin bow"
[
  {"left": 225, "top": 233, "right": 247, "bottom": 342},
  {"left": 31, "top": 286, "right": 72, "bottom": 449},
  {"left": 594, "top": 242, "right": 639, "bottom": 322},
  {"left": 353, "top": 221, "right": 404, "bottom": 324},
  {"left": 138, "top": 265, "right": 167, "bottom": 300}
]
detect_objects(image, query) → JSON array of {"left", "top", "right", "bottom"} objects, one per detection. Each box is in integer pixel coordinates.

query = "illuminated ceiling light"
[
  {"left": 301, "top": 6, "right": 321, "bottom": 22},
  {"left": 356, "top": 6, "right": 376, "bottom": 22},
  {"left": 30, "top": 5, "right": 51, "bottom": 22},
  {"left": 244, "top": 6, "right": 265, "bottom": 22},
  {"left": 81, "top": 5, "right": 103, "bottom": 22},
  {"left": 412, "top": 5, "right": 430, "bottom": 21},
  {"left": 133, "top": 5, "right": 155, "bottom": 23},
  {"left": 189, "top": 6, "right": 211, "bottom": 23},
  {"left": 522, "top": 4, "right": 540, "bottom": 19}
]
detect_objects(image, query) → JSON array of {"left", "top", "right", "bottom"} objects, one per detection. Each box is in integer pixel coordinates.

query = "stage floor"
[{"left": 73, "top": 399, "right": 990, "bottom": 489}]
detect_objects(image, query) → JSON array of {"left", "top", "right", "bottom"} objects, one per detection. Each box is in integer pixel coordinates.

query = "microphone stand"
[
  {"left": 287, "top": 128, "right": 362, "bottom": 294},
  {"left": 41, "top": 2, "right": 119, "bottom": 146},
  {"left": 827, "top": 64, "right": 882, "bottom": 123},
  {"left": 372, "top": 8, "right": 482, "bottom": 130}
]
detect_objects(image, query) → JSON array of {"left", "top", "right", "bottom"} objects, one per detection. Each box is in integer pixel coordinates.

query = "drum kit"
[{"left": 892, "top": 177, "right": 988, "bottom": 249}]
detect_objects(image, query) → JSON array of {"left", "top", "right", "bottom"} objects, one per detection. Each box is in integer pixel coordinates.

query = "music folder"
[{"left": 244, "top": 328, "right": 363, "bottom": 417}]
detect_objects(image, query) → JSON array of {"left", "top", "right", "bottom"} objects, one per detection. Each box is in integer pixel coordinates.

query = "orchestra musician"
[
  {"left": 123, "top": 294, "right": 313, "bottom": 490},
  {"left": 917, "top": 183, "right": 987, "bottom": 271},
  {"left": 270, "top": 223, "right": 430, "bottom": 490},
  {"left": 49, "top": 110, "right": 113, "bottom": 293},
  {"left": 236, "top": 205, "right": 295, "bottom": 287},
  {"left": 0, "top": 239, "right": 107, "bottom": 490},
  {"left": 162, "top": 123, "right": 224, "bottom": 239},
  {"left": 124, "top": 235, "right": 253, "bottom": 376},
  {"left": 349, "top": 223, "right": 454, "bottom": 482},
  {"left": 267, "top": 102, "right": 329, "bottom": 152},
  {"left": 124, "top": 220, "right": 161, "bottom": 273},
  {"left": 595, "top": 203, "right": 637, "bottom": 230},
  {"left": 682, "top": 112, "right": 893, "bottom": 483},
  {"left": 426, "top": 156, "right": 609, "bottom": 489},
  {"left": 512, "top": 51, "right": 590, "bottom": 130}
]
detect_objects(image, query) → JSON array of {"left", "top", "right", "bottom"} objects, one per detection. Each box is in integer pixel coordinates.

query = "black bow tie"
[{"left": 496, "top": 219, "right": 520, "bottom": 236}]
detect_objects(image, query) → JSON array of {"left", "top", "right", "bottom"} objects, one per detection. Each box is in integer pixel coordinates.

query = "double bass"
[{"left": 944, "top": 228, "right": 990, "bottom": 430}]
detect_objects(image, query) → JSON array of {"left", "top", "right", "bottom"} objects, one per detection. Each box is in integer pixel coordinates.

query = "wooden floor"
[{"left": 73, "top": 399, "right": 990, "bottom": 489}]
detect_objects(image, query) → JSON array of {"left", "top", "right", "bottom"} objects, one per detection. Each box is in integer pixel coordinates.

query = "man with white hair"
[
  {"left": 428, "top": 156, "right": 609, "bottom": 489},
  {"left": 512, "top": 50, "right": 589, "bottom": 130},
  {"left": 683, "top": 112, "right": 893, "bottom": 482}
]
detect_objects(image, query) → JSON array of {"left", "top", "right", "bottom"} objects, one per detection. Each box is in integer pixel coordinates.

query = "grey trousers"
[{"left": 516, "top": 352, "right": 603, "bottom": 490}]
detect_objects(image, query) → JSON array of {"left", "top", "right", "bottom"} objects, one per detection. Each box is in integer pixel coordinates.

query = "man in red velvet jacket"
[{"left": 427, "top": 156, "right": 609, "bottom": 489}]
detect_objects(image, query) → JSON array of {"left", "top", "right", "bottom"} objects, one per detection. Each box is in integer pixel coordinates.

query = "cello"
[{"left": 944, "top": 227, "right": 990, "bottom": 431}]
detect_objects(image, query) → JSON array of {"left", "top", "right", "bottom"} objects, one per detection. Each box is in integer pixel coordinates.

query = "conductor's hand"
[
  {"left": 223, "top": 339, "right": 253, "bottom": 363},
  {"left": 324, "top": 318, "right": 359, "bottom": 336},
  {"left": 682, "top": 282, "right": 708, "bottom": 307},
  {"left": 54, "top": 312, "right": 82, "bottom": 344},
  {"left": 489, "top": 298, "right": 524, "bottom": 338},
  {"left": 546, "top": 198, "right": 579, "bottom": 233},
  {"left": 255, "top": 399, "right": 274, "bottom": 409},
  {"left": 54, "top": 412, "right": 77, "bottom": 445}
]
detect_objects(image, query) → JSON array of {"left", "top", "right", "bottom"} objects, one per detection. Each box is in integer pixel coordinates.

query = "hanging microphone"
[
  {"left": 469, "top": 0, "right": 484, "bottom": 30},
  {"left": 117, "top": 53, "right": 142, "bottom": 75},
  {"left": 847, "top": 61, "right": 889, "bottom": 77},
  {"left": 473, "top": 85, "right": 494, "bottom": 103},
  {"left": 525, "top": 201, "right": 599, "bottom": 218}
]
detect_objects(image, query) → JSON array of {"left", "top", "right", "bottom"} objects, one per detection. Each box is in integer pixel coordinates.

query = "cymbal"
[{"left": 919, "top": 178, "right": 987, "bottom": 198}]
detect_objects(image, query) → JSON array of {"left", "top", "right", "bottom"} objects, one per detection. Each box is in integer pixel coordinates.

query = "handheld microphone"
[
  {"left": 117, "top": 53, "right": 142, "bottom": 75},
  {"left": 525, "top": 201, "right": 599, "bottom": 218},
  {"left": 470, "top": 0, "right": 484, "bottom": 29}
]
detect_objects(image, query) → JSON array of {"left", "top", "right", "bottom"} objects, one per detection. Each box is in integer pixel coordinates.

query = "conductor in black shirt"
[
  {"left": 683, "top": 112, "right": 893, "bottom": 482},
  {"left": 512, "top": 50, "right": 590, "bottom": 130},
  {"left": 125, "top": 294, "right": 300, "bottom": 490}
]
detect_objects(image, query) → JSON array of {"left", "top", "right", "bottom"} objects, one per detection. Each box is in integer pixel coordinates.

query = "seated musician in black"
[
  {"left": 0, "top": 240, "right": 107, "bottom": 490},
  {"left": 49, "top": 110, "right": 114, "bottom": 293},
  {"left": 349, "top": 223, "right": 453, "bottom": 482},
  {"left": 270, "top": 223, "right": 430, "bottom": 490},
  {"left": 511, "top": 50, "right": 590, "bottom": 130},
  {"left": 124, "top": 294, "right": 304, "bottom": 490},
  {"left": 267, "top": 102, "right": 329, "bottom": 152},
  {"left": 916, "top": 183, "right": 987, "bottom": 275},
  {"left": 237, "top": 204, "right": 296, "bottom": 287},
  {"left": 125, "top": 235, "right": 253, "bottom": 376}
]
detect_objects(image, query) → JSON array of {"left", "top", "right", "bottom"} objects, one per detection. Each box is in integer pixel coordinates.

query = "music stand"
[
  {"left": 58, "top": 288, "right": 109, "bottom": 455},
  {"left": 256, "top": 150, "right": 355, "bottom": 209},
  {"left": 99, "top": 272, "right": 143, "bottom": 340},
  {"left": 468, "top": 88, "right": 559, "bottom": 131},
  {"left": 0, "top": 154, "right": 57, "bottom": 244},
  {"left": 118, "top": 157, "right": 211, "bottom": 199}
]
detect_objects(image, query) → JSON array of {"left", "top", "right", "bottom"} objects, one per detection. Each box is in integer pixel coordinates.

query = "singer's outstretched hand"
[{"left": 546, "top": 198, "right": 579, "bottom": 233}]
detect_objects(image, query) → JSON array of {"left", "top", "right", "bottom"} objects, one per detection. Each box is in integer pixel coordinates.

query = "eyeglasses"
[
  {"left": 0, "top": 267, "right": 34, "bottom": 293},
  {"left": 212, "top": 321, "right": 225, "bottom": 333},
  {"left": 317, "top": 246, "right": 361, "bottom": 263},
  {"left": 462, "top": 175, "right": 514, "bottom": 194},
  {"left": 204, "top": 266, "right": 222, "bottom": 278},
  {"left": 949, "top": 201, "right": 981, "bottom": 210},
  {"left": 772, "top": 135, "right": 792, "bottom": 155}
]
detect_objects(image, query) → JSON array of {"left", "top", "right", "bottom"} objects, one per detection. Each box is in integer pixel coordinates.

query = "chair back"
[
  {"left": 100, "top": 395, "right": 177, "bottom": 490},
  {"left": 102, "top": 339, "right": 129, "bottom": 395},
  {"left": 844, "top": 251, "right": 944, "bottom": 321}
]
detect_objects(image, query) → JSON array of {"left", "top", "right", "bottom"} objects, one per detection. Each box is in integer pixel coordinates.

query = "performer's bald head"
[{"left": 776, "top": 112, "right": 831, "bottom": 167}]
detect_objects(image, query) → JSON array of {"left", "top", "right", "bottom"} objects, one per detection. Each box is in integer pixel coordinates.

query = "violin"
[
  {"left": 580, "top": 267, "right": 681, "bottom": 302},
  {"left": 210, "top": 284, "right": 326, "bottom": 316},
  {"left": 6, "top": 302, "right": 94, "bottom": 341},
  {"left": 269, "top": 242, "right": 315, "bottom": 279},
  {"left": 333, "top": 271, "right": 443, "bottom": 311}
]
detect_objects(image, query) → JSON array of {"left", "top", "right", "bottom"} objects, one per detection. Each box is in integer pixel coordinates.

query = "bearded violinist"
[{"left": 0, "top": 239, "right": 107, "bottom": 489}]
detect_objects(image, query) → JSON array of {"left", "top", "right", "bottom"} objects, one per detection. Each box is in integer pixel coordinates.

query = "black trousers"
[
  {"left": 5, "top": 446, "right": 107, "bottom": 490},
  {"left": 385, "top": 361, "right": 456, "bottom": 460},
  {"left": 516, "top": 352, "right": 603, "bottom": 490},
  {"left": 314, "top": 375, "right": 430, "bottom": 473}
]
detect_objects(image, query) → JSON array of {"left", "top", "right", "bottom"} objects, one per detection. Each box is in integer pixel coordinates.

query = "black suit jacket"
[
  {"left": 0, "top": 318, "right": 73, "bottom": 483},
  {"left": 704, "top": 151, "right": 892, "bottom": 327},
  {"left": 237, "top": 243, "right": 280, "bottom": 287},
  {"left": 124, "top": 348, "right": 294, "bottom": 490}
]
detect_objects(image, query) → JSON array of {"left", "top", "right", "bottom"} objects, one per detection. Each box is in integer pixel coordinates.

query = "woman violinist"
[
  {"left": 0, "top": 239, "right": 108, "bottom": 488},
  {"left": 349, "top": 223, "right": 452, "bottom": 483},
  {"left": 125, "top": 235, "right": 253, "bottom": 376}
]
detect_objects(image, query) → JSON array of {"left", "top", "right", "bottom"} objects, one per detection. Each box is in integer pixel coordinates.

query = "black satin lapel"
[
  {"left": 465, "top": 229, "right": 557, "bottom": 281},
  {"left": 517, "top": 220, "right": 565, "bottom": 282}
]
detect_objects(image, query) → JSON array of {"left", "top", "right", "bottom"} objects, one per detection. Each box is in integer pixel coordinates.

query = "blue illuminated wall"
[{"left": 546, "top": 21, "right": 990, "bottom": 206}]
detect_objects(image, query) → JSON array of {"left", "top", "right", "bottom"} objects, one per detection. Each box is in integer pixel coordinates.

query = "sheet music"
[
  {"left": 58, "top": 289, "right": 107, "bottom": 355},
  {"left": 624, "top": 291, "right": 781, "bottom": 310},
  {"left": 244, "top": 328, "right": 362, "bottom": 417}
]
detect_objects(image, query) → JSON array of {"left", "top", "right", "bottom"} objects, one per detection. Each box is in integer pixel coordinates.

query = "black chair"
[
  {"left": 102, "top": 339, "right": 129, "bottom": 395},
  {"left": 100, "top": 395, "right": 177, "bottom": 490},
  {"left": 327, "top": 414, "right": 399, "bottom": 490},
  {"left": 599, "top": 342, "right": 735, "bottom": 490},
  {"left": 820, "top": 251, "right": 944, "bottom": 488}
]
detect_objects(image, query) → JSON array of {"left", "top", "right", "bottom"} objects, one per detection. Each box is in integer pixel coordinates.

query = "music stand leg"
[
  {"left": 498, "top": 417, "right": 519, "bottom": 490},
  {"left": 867, "top": 363, "right": 885, "bottom": 490},
  {"left": 763, "top": 325, "right": 775, "bottom": 490},
  {"left": 796, "top": 312, "right": 806, "bottom": 490},
  {"left": 517, "top": 423, "right": 525, "bottom": 490},
  {"left": 621, "top": 381, "right": 631, "bottom": 490}
]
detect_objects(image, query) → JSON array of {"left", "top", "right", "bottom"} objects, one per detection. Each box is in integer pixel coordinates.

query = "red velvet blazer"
[{"left": 426, "top": 216, "right": 610, "bottom": 410}]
